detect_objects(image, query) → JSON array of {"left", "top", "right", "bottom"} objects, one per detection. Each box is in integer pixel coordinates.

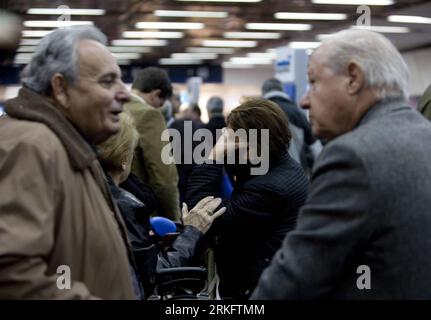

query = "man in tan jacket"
[
  {"left": 0, "top": 26, "right": 137, "bottom": 299},
  {"left": 125, "top": 67, "right": 180, "bottom": 221}
]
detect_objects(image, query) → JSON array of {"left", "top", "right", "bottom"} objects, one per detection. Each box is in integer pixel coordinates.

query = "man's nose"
[{"left": 300, "top": 92, "right": 310, "bottom": 110}]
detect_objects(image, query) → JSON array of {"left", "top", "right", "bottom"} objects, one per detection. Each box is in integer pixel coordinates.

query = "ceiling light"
[
  {"left": 117, "top": 60, "right": 131, "bottom": 65},
  {"left": 288, "top": 41, "right": 321, "bottom": 49},
  {"left": 24, "top": 20, "right": 93, "bottom": 28},
  {"left": 275, "top": 12, "right": 347, "bottom": 20},
  {"left": 111, "top": 39, "right": 167, "bottom": 46},
  {"left": 15, "top": 53, "right": 34, "bottom": 60},
  {"left": 17, "top": 46, "right": 37, "bottom": 52},
  {"left": 20, "top": 39, "right": 41, "bottom": 45},
  {"left": 230, "top": 57, "right": 273, "bottom": 64},
  {"left": 159, "top": 58, "right": 203, "bottom": 65},
  {"left": 135, "top": 22, "right": 204, "bottom": 30},
  {"left": 108, "top": 46, "right": 152, "bottom": 53},
  {"left": 316, "top": 33, "right": 336, "bottom": 41},
  {"left": 351, "top": 25, "right": 410, "bottom": 33},
  {"left": 123, "top": 31, "right": 184, "bottom": 39},
  {"left": 187, "top": 47, "right": 235, "bottom": 54},
  {"left": 388, "top": 15, "right": 431, "bottom": 24},
  {"left": 203, "top": 40, "right": 257, "bottom": 47},
  {"left": 171, "top": 53, "right": 218, "bottom": 60},
  {"left": 224, "top": 32, "right": 281, "bottom": 39},
  {"left": 112, "top": 53, "right": 142, "bottom": 60},
  {"left": 177, "top": 0, "right": 262, "bottom": 2},
  {"left": 27, "top": 8, "right": 105, "bottom": 15},
  {"left": 247, "top": 52, "right": 277, "bottom": 59},
  {"left": 246, "top": 23, "right": 312, "bottom": 31},
  {"left": 154, "top": 10, "right": 228, "bottom": 18},
  {"left": 222, "top": 62, "right": 254, "bottom": 68},
  {"left": 22, "top": 30, "right": 53, "bottom": 37},
  {"left": 312, "top": 0, "right": 394, "bottom": 5}
]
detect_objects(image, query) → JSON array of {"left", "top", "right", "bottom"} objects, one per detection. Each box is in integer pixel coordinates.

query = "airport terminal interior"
[{"left": 1, "top": 0, "right": 431, "bottom": 302}]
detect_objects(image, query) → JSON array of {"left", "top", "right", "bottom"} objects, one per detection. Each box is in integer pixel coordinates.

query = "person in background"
[
  {"left": 204, "top": 96, "right": 226, "bottom": 147},
  {"left": 186, "top": 98, "right": 309, "bottom": 300},
  {"left": 98, "top": 111, "right": 226, "bottom": 297},
  {"left": 0, "top": 26, "right": 136, "bottom": 299},
  {"left": 252, "top": 29, "right": 431, "bottom": 300},
  {"left": 262, "top": 78, "right": 321, "bottom": 174},
  {"left": 125, "top": 67, "right": 180, "bottom": 221},
  {"left": 0, "top": 10, "right": 21, "bottom": 114}
]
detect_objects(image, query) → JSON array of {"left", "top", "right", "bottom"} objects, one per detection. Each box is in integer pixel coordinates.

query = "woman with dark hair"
[{"left": 186, "top": 98, "right": 309, "bottom": 299}]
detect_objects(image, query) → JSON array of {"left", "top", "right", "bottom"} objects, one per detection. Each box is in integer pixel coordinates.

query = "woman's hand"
[
  {"left": 182, "top": 196, "right": 226, "bottom": 233},
  {"left": 208, "top": 127, "right": 248, "bottom": 162}
]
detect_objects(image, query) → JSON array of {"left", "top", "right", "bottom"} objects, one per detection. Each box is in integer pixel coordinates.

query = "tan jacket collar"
[{"left": 5, "top": 87, "right": 96, "bottom": 171}]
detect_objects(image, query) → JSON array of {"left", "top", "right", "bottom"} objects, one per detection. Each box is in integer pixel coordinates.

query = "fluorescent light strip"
[
  {"left": 154, "top": 10, "right": 228, "bottom": 18},
  {"left": 224, "top": 32, "right": 281, "bottom": 39},
  {"left": 108, "top": 46, "right": 152, "bottom": 53},
  {"left": 111, "top": 39, "right": 167, "bottom": 46},
  {"left": 177, "top": 0, "right": 262, "bottom": 2},
  {"left": 20, "top": 39, "right": 41, "bottom": 45},
  {"left": 24, "top": 20, "right": 93, "bottom": 28},
  {"left": 136, "top": 22, "right": 204, "bottom": 30},
  {"left": 15, "top": 53, "right": 34, "bottom": 60},
  {"left": 246, "top": 23, "right": 312, "bottom": 31},
  {"left": 117, "top": 60, "right": 131, "bottom": 65},
  {"left": 17, "top": 46, "right": 37, "bottom": 52},
  {"left": 171, "top": 53, "right": 218, "bottom": 59},
  {"left": 316, "top": 33, "right": 336, "bottom": 41},
  {"left": 388, "top": 15, "right": 431, "bottom": 24},
  {"left": 288, "top": 41, "right": 321, "bottom": 49},
  {"left": 187, "top": 47, "right": 234, "bottom": 54},
  {"left": 230, "top": 57, "right": 273, "bottom": 64},
  {"left": 351, "top": 25, "right": 410, "bottom": 33},
  {"left": 112, "top": 53, "right": 141, "bottom": 60},
  {"left": 27, "top": 8, "right": 105, "bottom": 15},
  {"left": 159, "top": 58, "right": 202, "bottom": 65},
  {"left": 222, "top": 62, "right": 254, "bottom": 68},
  {"left": 275, "top": 12, "right": 347, "bottom": 20},
  {"left": 203, "top": 40, "right": 257, "bottom": 47},
  {"left": 14, "top": 59, "right": 32, "bottom": 65},
  {"left": 247, "top": 52, "right": 277, "bottom": 59},
  {"left": 123, "top": 31, "right": 184, "bottom": 39},
  {"left": 22, "top": 30, "right": 53, "bottom": 37},
  {"left": 312, "top": 0, "right": 393, "bottom": 5}
]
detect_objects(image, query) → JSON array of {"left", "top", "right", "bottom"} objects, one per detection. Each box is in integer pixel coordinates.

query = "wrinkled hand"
[{"left": 182, "top": 196, "right": 226, "bottom": 234}]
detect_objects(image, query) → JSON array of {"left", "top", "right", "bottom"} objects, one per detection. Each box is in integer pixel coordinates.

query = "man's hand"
[{"left": 182, "top": 196, "right": 226, "bottom": 233}]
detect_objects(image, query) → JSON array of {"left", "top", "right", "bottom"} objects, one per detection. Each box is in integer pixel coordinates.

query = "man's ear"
[
  {"left": 51, "top": 73, "right": 70, "bottom": 108},
  {"left": 346, "top": 61, "right": 365, "bottom": 95}
]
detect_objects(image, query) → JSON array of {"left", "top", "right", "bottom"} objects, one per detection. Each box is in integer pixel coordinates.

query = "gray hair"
[
  {"left": 21, "top": 26, "right": 107, "bottom": 94},
  {"left": 261, "top": 78, "right": 284, "bottom": 95},
  {"left": 319, "top": 29, "right": 409, "bottom": 101},
  {"left": 206, "top": 96, "right": 224, "bottom": 115}
]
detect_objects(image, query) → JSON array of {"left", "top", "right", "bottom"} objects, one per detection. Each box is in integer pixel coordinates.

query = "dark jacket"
[
  {"left": 204, "top": 115, "right": 226, "bottom": 147},
  {"left": 105, "top": 173, "right": 205, "bottom": 297},
  {"left": 169, "top": 119, "right": 203, "bottom": 204},
  {"left": 264, "top": 91, "right": 316, "bottom": 170},
  {"left": 186, "top": 152, "right": 309, "bottom": 299},
  {"left": 252, "top": 99, "right": 431, "bottom": 299}
]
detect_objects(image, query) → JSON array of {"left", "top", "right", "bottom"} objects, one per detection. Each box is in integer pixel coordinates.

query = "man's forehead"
[
  {"left": 308, "top": 46, "right": 328, "bottom": 72},
  {"left": 76, "top": 39, "right": 119, "bottom": 77}
]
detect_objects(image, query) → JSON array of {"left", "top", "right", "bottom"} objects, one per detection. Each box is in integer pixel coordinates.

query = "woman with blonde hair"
[{"left": 98, "top": 111, "right": 225, "bottom": 299}]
